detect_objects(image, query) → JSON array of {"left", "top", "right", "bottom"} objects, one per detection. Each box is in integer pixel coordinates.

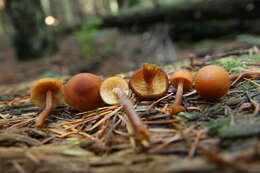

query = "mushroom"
[
  {"left": 31, "top": 78, "right": 64, "bottom": 128},
  {"left": 194, "top": 65, "right": 230, "bottom": 100},
  {"left": 64, "top": 73, "right": 103, "bottom": 111},
  {"left": 188, "top": 54, "right": 196, "bottom": 68},
  {"left": 100, "top": 76, "right": 129, "bottom": 105},
  {"left": 100, "top": 76, "right": 150, "bottom": 147},
  {"left": 170, "top": 69, "right": 193, "bottom": 115},
  {"left": 129, "top": 63, "right": 169, "bottom": 100}
]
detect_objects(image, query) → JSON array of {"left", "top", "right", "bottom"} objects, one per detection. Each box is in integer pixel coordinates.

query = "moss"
[
  {"left": 177, "top": 112, "right": 205, "bottom": 121},
  {"left": 210, "top": 58, "right": 247, "bottom": 74},
  {"left": 249, "top": 54, "right": 260, "bottom": 62},
  {"left": 205, "top": 117, "right": 230, "bottom": 136},
  {"left": 237, "top": 34, "right": 260, "bottom": 46}
]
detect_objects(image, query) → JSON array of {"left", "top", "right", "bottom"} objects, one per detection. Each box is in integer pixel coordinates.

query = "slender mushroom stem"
[
  {"left": 143, "top": 63, "right": 159, "bottom": 90},
  {"left": 174, "top": 79, "right": 184, "bottom": 105},
  {"left": 36, "top": 90, "right": 52, "bottom": 128},
  {"left": 113, "top": 88, "right": 150, "bottom": 147},
  {"left": 188, "top": 54, "right": 196, "bottom": 68},
  {"left": 171, "top": 79, "right": 185, "bottom": 115}
]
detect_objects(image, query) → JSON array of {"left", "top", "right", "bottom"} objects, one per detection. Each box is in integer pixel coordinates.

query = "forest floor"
[
  {"left": 0, "top": 30, "right": 252, "bottom": 85},
  {"left": 0, "top": 33, "right": 259, "bottom": 172}
]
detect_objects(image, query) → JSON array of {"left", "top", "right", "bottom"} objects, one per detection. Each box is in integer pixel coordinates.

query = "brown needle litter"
[{"left": 230, "top": 70, "right": 260, "bottom": 86}]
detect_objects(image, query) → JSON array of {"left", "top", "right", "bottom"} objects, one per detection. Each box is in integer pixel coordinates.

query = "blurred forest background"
[{"left": 0, "top": 0, "right": 260, "bottom": 84}]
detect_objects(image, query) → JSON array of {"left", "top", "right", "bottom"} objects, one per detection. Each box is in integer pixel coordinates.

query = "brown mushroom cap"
[
  {"left": 64, "top": 73, "right": 103, "bottom": 111},
  {"left": 100, "top": 76, "right": 129, "bottom": 105},
  {"left": 194, "top": 65, "right": 230, "bottom": 99},
  {"left": 129, "top": 65, "right": 169, "bottom": 100},
  {"left": 31, "top": 78, "right": 64, "bottom": 108},
  {"left": 171, "top": 69, "right": 193, "bottom": 90}
]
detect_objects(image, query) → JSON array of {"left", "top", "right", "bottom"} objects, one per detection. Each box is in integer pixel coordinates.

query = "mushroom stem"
[
  {"left": 143, "top": 63, "right": 159, "bottom": 90},
  {"left": 171, "top": 79, "right": 185, "bottom": 115},
  {"left": 113, "top": 88, "right": 150, "bottom": 147},
  {"left": 230, "top": 71, "right": 260, "bottom": 81},
  {"left": 36, "top": 90, "right": 52, "bottom": 128},
  {"left": 188, "top": 54, "right": 196, "bottom": 68},
  {"left": 174, "top": 79, "right": 184, "bottom": 105}
]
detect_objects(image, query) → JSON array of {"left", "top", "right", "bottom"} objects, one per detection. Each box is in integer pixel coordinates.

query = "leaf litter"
[{"left": 0, "top": 47, "right": 259, "bottom": 173}]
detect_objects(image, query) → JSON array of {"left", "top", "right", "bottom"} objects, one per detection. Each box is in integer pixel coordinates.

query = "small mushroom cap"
[
  {"left": 31, "top": 78, "right": 64, "bottom": 108},
  {"left": 64, "top": 73, "right": 103, "bottom": 111},
  {"left": 129, "top": 65, "right": 169, "bottom": 100},
  {"left": 194, "top": 65, "right": 230, "bottom": 99},
  {"left": 100, "top": 76, "right": 129, "bottom": 105},
  {"left": 171, "top": 69, "right": 193, "bottom": 90}
]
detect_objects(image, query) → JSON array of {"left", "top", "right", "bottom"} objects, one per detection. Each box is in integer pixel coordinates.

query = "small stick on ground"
[
  {"left": 147, "top": 93, "right": 173, "bottom": 111},
  {"left": 189, "top": 130, "right": 204, "bottom": 158},
  {"left": 230, "top": 71, "right": 260, "bottom": 81}
]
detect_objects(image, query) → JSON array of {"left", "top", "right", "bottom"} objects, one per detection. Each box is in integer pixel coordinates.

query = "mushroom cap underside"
[
  {"left": 129, "top": 68, "right": 169, "bottom": 99},
  {"left": 100, "top": 76, "right": 129, "bottom": 105},
  {"left": 31, "top": 78, "right": 64, "bottom": 108}
]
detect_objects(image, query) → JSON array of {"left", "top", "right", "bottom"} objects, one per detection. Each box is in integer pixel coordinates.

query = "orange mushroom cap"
[
  {"left": 129, "top": 64, "right": 169, "bottom": 100},
  {"left": 64, "top": 73, "right": 103, "bottom": 111},
  {"left": 30, "top": 78, "right": 64, "bottom": 108},
  {"left": 100, "top": 76, "right": 129, "bottom": 105},
  {"left": 194, "top": 65, "right": 230, "bottom": 99},
  {"left": 171, "top": 69, "right": 193, "bottom": 90}
]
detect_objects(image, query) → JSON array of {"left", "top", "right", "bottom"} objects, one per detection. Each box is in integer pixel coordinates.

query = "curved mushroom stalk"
[
  {"left": 36, "top": 90, "right": 52, "bottom": 128},
  {"left": 171, "top": 79, "right": 185, "bottom": 115}
]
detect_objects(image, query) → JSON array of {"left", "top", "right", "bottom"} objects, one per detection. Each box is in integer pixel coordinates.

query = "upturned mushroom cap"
[
  {"left": 31, "top": 78, "right": 64, "bottom": 108},
  {"left": 194, "top": 65, "right": 230, "bottom": 99},
  {"left": 100, "top": 76, "right": 129, "bottom": 105},
  {"left": 129, "top": 64, "right": 169, "bottom": 100},
  {"left": 171, "top": 69, "right": 193, "bottom": 90},
  {"left": 64, "top": 73, "right": 104, "bottom": 111}
]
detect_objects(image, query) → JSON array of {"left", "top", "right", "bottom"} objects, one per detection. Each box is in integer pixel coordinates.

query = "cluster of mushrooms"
[{"left": 30, "top": 63, "right": 257, "bottom": 130}]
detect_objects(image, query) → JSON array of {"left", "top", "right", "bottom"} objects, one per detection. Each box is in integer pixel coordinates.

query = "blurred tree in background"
[{"left": 5, "top": 0, "right": 56, "bottom": 61}]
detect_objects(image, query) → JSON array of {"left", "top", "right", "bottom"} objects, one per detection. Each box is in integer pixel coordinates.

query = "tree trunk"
[
  {"left": 117, "top": 0, "right": 139, "bottom": 10},
  {"left": 70, "top": 0, "right": 85, "bottom": 22},
  {"left": 103, "top": 0, "right": 260, "bottom": 27},
  {"left": 93, "top": 0, "right": 102, "bottom": 16},
  {"left": 103, "top": 0, "right": 112, "bottom": 14},
  {"left": 5, "top": 0, "right": 56, "bottom": 61}
]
